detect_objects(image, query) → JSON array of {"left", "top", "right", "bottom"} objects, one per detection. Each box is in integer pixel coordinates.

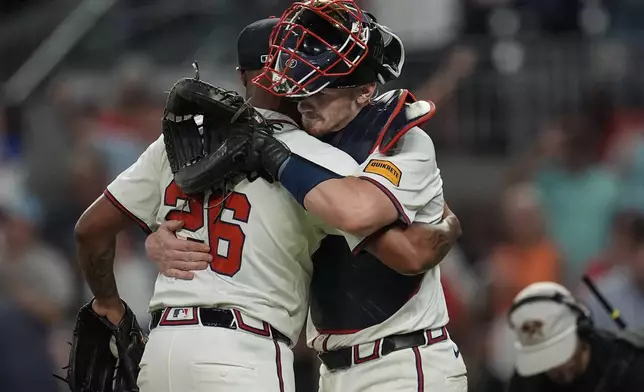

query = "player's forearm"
[
  {"left": 277, "top": 155, "right": 398, "bottom": 236},
  {"left": 76, "top": 233, "right": 119, "bottom": 302},
  {"left": 411, "top": 216, "right": 460, "bottom": 271},
  {"left": 303, "top": 176, "right": 398, "bottom": 237},
  {"left": 74, "top": 196, "right": 127, "bottom": 303},
  {"left": 368, "top": 215, "right": 460, "bottom": 275},
  {"left": 368, "top": 228, "right": 421, "bottom": 275}
]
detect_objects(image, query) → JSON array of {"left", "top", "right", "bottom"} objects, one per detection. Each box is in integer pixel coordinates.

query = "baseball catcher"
[{"left": 56, "top": 300, "right": 146, "bottom": 392}]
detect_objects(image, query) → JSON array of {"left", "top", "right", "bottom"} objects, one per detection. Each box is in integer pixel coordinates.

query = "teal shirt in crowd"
[
  {"left": 536, "top": 165, "right": 620, "bottom": 283},
  {"left": 616, "top": 136, "right": 644, "bottom": 213}
]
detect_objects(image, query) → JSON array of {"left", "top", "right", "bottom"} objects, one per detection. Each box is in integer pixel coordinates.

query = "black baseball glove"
[
  {"left": 162, "top": 71, "right": 291, "bottom": 195},
  {"left": 57, "top": 300, "right": 146, "bottom": 392}
]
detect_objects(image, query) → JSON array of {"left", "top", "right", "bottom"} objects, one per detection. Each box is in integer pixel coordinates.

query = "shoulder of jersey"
[
  {"left": 280, "top": 130, "right": 358, "bottom": 175},
  {"left": 400, "top": 125, "right": 435, "bottom": 148},
  {"left": 151, "top": 134, "right": 171, "bottom": 169}
]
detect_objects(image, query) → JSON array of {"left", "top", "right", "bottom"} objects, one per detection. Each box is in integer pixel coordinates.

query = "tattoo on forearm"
[
  {"left": 78, "top": 238, "right": 118, "bottom": 300},
  {"left": 427, "top": 232, "right": 451, "bottom": 266},
  {"left": 423, "top": 216, "right": 460, "bottom": 269}
]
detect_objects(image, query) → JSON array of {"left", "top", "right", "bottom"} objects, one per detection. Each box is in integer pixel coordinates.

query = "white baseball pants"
[
  {"left": 137, "top": 325, "right": 294, "bottom": 392},
  {"left": 318, "top": 337, "right": 467, "bottom": 392}
]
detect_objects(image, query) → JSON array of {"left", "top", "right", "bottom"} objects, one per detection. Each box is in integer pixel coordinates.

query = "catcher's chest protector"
[
  {"left": 323, "top": 89, "right": 436, "bottom": 163},
  {"left": 310, "top": 90, "right": 437, "bottom": 332}
]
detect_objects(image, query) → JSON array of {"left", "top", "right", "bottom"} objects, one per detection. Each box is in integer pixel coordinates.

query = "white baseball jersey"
[
  {"left": 105, "top": 109, "right": 359, "bottom": 345},
  {"left": 308, "top": 127, "right": 449, "bottom": 351}
]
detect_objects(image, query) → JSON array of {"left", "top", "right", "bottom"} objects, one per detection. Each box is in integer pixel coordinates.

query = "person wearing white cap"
[{"left": 506, "top": 281, "right": 644, "bottom": 392}]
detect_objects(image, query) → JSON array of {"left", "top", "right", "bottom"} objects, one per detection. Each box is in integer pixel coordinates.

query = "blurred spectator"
[
  {"left": 513, "top": 113, "right": 621, "bottom": 286},
  {"left": 583, "top": 213, "right": 644, "bottom": 331},
  {"left": 40, "top": 145, "right": 111, "bottom": 311},
  {"left": 487, "top": 183, "right": 561, "bottom": 316},
  {"left": 23, "top": 77, "right": 86, "bottom": 217},
  {"left": 0, "top": 102, "right": 23, "bottom": 162},
  {"left": 0, "top": 101, "right": 26, "bottom": 216},
  {"left": 607, "top": 122, "right": 644, "bottom": 214},
  {"left": 92, "top": 78, "right": 162, "bottom": 180},
  {"left": 584, "top": 210, "right": 640, "bottom": 281},
  {"left": 42, "top": 145, "right": 109, "bottom": 257},
  {"left": 481, "top": 183, "right": 561, "bottom": 384},
  {"left": 0, "top": 191, "right": 74, "bottom": 392}
]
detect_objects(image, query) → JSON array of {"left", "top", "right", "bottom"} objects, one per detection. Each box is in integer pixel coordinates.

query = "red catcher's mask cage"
[{"left": 252, "top": 0, "right": 371, "bottom": 98}]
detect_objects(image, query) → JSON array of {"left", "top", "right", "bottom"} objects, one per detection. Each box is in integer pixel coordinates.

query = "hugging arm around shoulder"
[
  {"left": 281, "top": 128, "right": 442, "bottom": 238},
  {"left": 278, "top": 128, "right": 452, "bottom": 273},
  {"left": 273, "top": 131, "right": 397, "bottom": 246},
  {"left": 365, "top": 206, "right": 460, "bottom": 275}
]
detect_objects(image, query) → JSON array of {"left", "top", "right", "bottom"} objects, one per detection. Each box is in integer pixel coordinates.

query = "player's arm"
[
  {"left": 75, "top": 195, "right": 130, "bottom": 320},
  {"left": 264, "top": 131, "right": 394, "bottom": 236},
  {"left": 75, "top": 137, "right": 164, "bottom": 323},
  {"left": 278, "top": 128, "right": 439, "bottom": 238},
  {"left": 305, "top": 129, "right": 451, "bottom": 274},
  {"left": 367, "top": 204, "right": 461, "bottom": 275},
  {"left": 300, "top": 175, "right": 398, "bottom": 237}
]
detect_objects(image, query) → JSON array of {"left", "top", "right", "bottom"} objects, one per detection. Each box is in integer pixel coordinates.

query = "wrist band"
[{"left": 279, "top": 155, "right": 343, "bottom": 206}]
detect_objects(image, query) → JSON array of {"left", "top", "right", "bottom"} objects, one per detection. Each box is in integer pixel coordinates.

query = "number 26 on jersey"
[{"left": 163, "top": 180, "right": 251, "bottom": 277}]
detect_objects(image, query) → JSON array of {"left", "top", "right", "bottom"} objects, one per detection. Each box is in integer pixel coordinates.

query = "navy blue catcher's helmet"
[{"left": 252, "top": 0, "right": 405, "bottom": 98}]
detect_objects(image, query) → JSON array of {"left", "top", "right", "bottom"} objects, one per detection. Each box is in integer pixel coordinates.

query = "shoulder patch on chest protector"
[{"left": 364, "top": 159, "right": 401, "bottom": 186}]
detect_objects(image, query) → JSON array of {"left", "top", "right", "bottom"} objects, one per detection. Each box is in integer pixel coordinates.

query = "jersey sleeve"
[
  {"left": 358, "top": 127, "right": 444, "bottom": 225},
  {"left": 343, "top": 128, "right": 444, "bottom": 253},
  {"left": 104, "top": 135, "right": 166, "bottom": 233},
  {"left": 277, "top": 129, "right": 358, "bottom": 176}
]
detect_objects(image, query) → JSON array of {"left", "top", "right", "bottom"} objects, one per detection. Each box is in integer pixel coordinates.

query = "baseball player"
[
  {"left": 147, "top": 2, "right": 466, "bottom": 391},
  {"left": 246, "top": 1, "right": 469, "bottom": 391},
  {"left": 74, "top": 18, "right": 361, "bottom": 392},
  {"left": 74, "top": 17, "right": 459, "bottom": 392}
]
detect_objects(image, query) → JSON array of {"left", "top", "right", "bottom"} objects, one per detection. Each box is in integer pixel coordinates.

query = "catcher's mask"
[{"left": 252, "top": 0, "right": 405, "bottom": 98}]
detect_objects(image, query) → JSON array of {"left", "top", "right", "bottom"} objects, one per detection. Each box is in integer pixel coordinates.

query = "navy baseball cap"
[{"left": 237, "top": 18, "right": 279, "bottom": 71}]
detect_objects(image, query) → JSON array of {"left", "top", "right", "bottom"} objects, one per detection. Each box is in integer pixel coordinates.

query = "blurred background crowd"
[{"left": 2, "top": 0, "right": 644, "bottom": 391}]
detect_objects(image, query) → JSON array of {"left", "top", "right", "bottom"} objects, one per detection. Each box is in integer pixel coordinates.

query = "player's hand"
[
  {"left": 442, "top": 203, "right": 462, "bottom": 239},
  {"left": 145, "top": 220, "right": 212, "bottom": 280},
  {"left": 92, "top": 298, "right": 126, "bottom": 326},
  {"left": 247, "top": 130, "right": 292, "bottom": 183}
]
